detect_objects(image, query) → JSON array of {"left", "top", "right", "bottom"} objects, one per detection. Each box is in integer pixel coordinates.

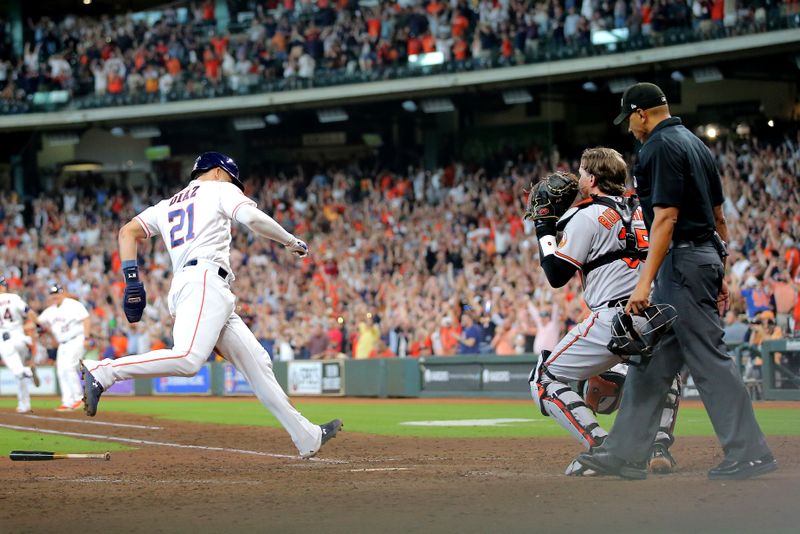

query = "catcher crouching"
[{"left": 524, "top": 147, "right": 681, "bottom": 478}]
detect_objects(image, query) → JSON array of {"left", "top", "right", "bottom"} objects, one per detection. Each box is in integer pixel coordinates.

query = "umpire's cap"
[
  {"left": 191, "top": 152, "right": 244, "bottom": 191},
  {"left": 613, "top": 82, "right": 668, "bottom": 125}
]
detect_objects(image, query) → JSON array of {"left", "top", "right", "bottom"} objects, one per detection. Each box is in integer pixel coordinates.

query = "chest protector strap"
[{"left": 560, "top": 195, "right": 648, "bottom": 277}]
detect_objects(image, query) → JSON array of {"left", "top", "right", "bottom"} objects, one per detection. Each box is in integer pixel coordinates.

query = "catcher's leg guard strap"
[
  {"left": 655, "top": 374, "right": 681, "bottom": 446},
  {"left": 534, "top": 368, "right": 607, "bottom": 450}
]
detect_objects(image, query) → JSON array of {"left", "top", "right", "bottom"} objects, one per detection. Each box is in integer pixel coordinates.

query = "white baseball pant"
[
  {"left": 57, "top": 335, "right": 85, "bottom": 407},
  {"left": 84, "top": 265, "right": 322, "bottom": 456},
  {"left": 1, "top": 333, "right": 35, "bottom": 412},
  {"left": 530, "top": 308, "right": 679, "bottom": 449}
]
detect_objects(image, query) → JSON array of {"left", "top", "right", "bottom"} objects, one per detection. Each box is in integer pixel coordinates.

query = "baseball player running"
[
  {"left": 81, "top": 152, "right": 341, "bottom": 458},
  {"left": 525, "top": 147, "right": 681, "bottom": 475},
  {"left": 0, "top": 277, "right": 40, "bottom": 413},
  {"left": 37, "top": 285, "right": 90, "bottom": 411}
]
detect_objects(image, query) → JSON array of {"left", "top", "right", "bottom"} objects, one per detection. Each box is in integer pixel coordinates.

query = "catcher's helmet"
[
  {"left": 191, "top": 152, "right": 243, "bottom": 191},
  {"left": 607, "top": 302, "right": 677, "bottom": 366}
]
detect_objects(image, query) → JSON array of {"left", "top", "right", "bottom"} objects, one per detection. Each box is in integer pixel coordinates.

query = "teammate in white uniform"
[
  {"left": 528, "top": 148, "right": 681, "bottom": 475},
  {"left": 0, "top": 277, "right": 40, "bottom": 413},
  {"left": 81, "top": 152, "right": 342, "bottom": 458},
  {"left": 37, "top": 285, "right": 90, "bottom": 411}
]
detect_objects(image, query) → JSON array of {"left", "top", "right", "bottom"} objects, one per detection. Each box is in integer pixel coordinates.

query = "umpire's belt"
[
  {"left": 670, "top": 238, "right": 712, "bottom": 249},
  {"left": 184, "top": 259, "right": 229, "bottom": 280}
]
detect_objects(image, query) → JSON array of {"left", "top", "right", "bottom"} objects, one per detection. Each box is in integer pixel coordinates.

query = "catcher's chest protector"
[{"left": 558, "top": 195, "right": 648, "bottom": 276}]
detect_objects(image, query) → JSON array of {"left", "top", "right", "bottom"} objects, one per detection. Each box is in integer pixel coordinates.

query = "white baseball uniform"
[
  {"left": 38, "top": 297, "right": 89, "bottom": 408},
  {"left": 0, "top": 292, "right": 36, "bottom": 412},
  {"left": 83, "top": 179, "right": 322, "bottom": 456},
  {"left": 530, "top": 196, "right": 680, "bottom": 459}
]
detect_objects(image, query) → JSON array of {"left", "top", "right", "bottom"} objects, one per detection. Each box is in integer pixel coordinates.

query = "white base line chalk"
[{"left": 16, "top": 414, "right": 163, "bottom": 430}]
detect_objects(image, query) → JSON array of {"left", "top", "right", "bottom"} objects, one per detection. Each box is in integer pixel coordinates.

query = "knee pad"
[{"left": 581, "top": 370, "right": 626, "bottom": 415}]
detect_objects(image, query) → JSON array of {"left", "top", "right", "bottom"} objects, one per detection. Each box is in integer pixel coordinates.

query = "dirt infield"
[{"left": 1, "top": 408, "right": 798, "bottom": 534}]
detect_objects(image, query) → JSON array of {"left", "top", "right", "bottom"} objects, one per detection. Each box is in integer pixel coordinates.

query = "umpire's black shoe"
[
  {"left": 80, "top": 363, "right": 104, "bottom": 417},
  {"left": 577, "top": 447, "right": 648, "bottom": 480},
  {"left": 708, "top": 454, "right": 777, "bottom": 480},
  {"left": 301, "top": 419, "right": 343, "bottom": 459}
]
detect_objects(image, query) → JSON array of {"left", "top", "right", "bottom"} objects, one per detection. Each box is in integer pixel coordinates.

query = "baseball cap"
[
  {"left": 613, "top": 82, "right": 668, "bottom": 125},
  {"left": 48, "top": 284, "right": 64, "bottom": 295}
]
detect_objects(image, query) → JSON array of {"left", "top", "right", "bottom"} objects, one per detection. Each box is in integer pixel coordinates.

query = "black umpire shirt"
[{"left": 632, "top": 117, "right": 724, "bottom": 241}]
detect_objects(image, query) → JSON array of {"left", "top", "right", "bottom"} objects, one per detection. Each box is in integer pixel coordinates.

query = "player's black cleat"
[
  {"left": 577, "top": 447, "right": 647, "bottom": 480},
  {"left": 708, "top": 454, "right": 777, "bottom": 480},
  {"left": 302, "top": 419, "right": 343, "bottom": 459},
  {"left": 81, "top": 363, "right": 104, "bottom": 417},
  {"left": 648, "top": 442, "right": 677, "bottom": 474}
]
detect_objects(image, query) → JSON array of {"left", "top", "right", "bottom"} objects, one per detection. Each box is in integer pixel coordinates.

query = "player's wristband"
[
  {"left": 538, "top": 235, "right": 557, "bottom": 257},
  {"left": 122, "top": 260, "right": 140, "bottom": 285}
]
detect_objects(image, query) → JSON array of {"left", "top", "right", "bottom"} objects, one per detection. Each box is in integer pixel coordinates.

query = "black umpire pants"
[{"left": 605, "top": 242, "right": 772, "bottom": 463}]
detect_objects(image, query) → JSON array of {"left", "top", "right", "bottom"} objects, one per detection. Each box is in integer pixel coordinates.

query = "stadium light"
[
  {"left": 706, "top": 125, "right": 718, "bottom": 139},
  {"left": 582, "top": 81, "right": 598, "bottom": 92},
  {"left": 502, "top": 89, "right": 533, "bottom": 105},
  {"left": 317, "top": 108, "right": 348, "bottom": 123},
  {"left": 608, "top": 77, "right": 637, "bottom": 94},
  {"left": 420, "top": 98, "right": 455, "bottom": 114},
  {"left": 130, "top": 125, "right": 161, "bottom": 139},
  {"left": 401, "top": 100, "right": 418, "bottom": 112},
  {"left": 83, "top": 0, "right": 92, "bottom": 5},
  {"left": 233, "top": 116, "right": 266, "bottom": 131},
  {"left": 692, "top": 66, "right": 723, "bottom": 83},
  {"left": 767, "top": 119, "right": 775, "bottom": 128}
]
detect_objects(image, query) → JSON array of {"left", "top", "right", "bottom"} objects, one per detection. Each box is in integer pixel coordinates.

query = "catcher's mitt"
[{"left": 524, "top": 171, "right": 579, "bottom": 223}]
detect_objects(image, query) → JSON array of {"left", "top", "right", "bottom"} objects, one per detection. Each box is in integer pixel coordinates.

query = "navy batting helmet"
[{"left": 191, "top": 152, "right": 244, "bottom": 191}]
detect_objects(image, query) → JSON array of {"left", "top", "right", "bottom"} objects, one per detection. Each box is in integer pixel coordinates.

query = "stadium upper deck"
[{"left": 0, "top": 1, "right": 797, "bottom": 120}]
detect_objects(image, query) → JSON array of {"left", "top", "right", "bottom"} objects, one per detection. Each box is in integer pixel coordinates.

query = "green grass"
[
  {"left": 0, "top": 427, "right": 132, "bottom": 456},
  {"left": 3, "top": 397, "right": 798, "bottom": 440}
]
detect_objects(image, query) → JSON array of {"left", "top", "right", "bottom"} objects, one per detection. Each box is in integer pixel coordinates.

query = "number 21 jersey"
[{"left": 134, "top": 180, "right": 256, "bottom": 277}]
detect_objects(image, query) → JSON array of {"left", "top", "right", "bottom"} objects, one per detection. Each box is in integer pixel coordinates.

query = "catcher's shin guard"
[
  {"left": 530, "top": 355, "right": 606, "bottom": 450},
  {"left": 655, "top": 374, "right": 682, "bottom": 446}
]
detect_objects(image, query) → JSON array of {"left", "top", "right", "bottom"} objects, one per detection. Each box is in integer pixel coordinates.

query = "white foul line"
[
  {"left": 15, "top": 414, "right": 163, "bottom": 430},
  {"left": 0, "top": 423, "right": 346, "bottom": 464}
]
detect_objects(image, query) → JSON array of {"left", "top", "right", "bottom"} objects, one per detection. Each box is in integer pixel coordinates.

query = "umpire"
[{"left": 579, "top": 82, "right": 776, "bottom": 480}]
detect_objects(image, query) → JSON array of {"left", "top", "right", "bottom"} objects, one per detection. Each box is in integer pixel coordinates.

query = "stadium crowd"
[
  {"left": 1, "top": 132, "right": 799, "bottom": 364},
  {"left": 0, "top": 1, "right": 792, "bottom": 110}
]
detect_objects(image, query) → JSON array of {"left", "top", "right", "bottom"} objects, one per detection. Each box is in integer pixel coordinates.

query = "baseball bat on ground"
[{"left": 9, "top": 450, "right": 111, "bottom": 461}]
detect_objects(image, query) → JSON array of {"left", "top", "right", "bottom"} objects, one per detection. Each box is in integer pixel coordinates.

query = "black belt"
[
  {"left": 185, "top": 259, "right": 229, "bottom": 279},
  {"left": 672, "top": 238, "right": 712, "bottom": 249}
]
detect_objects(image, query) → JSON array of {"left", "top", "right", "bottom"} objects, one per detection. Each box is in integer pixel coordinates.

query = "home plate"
[{"left": 400, "top": 419, "right": 536, "bottom": 427}]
